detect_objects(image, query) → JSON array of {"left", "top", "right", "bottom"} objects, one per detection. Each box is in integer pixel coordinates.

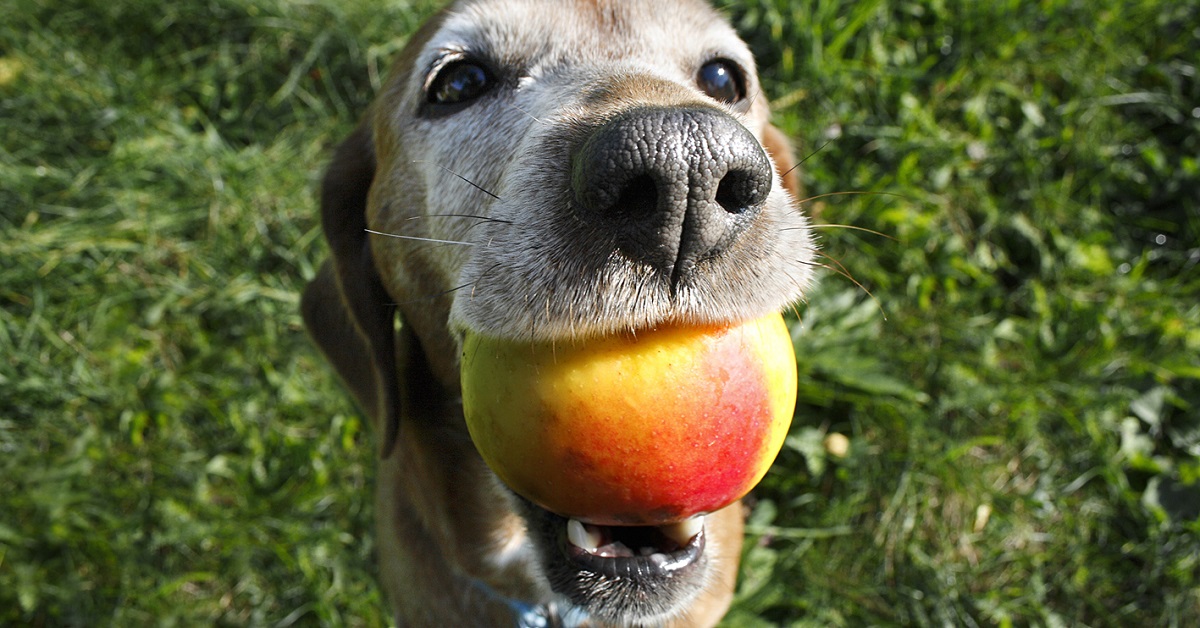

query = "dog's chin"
[{"left": 513, "top": 495, "right": 711, "bottom": 626}]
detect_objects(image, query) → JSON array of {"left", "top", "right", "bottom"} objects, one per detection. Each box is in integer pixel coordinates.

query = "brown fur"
[{"left": 302, "top": 1, "right": 814, "bottom": 625}]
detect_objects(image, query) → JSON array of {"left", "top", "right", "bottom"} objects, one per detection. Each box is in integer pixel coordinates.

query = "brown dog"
[{"left": 301, "top": 0, "right": 816, "bottom": 625}]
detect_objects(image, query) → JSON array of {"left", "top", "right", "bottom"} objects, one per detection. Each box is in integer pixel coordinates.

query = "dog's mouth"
[
  {"left": 516, "top": 497, "right": 713, "bottom": 623},
  {"left": 561, "top": 515, "right": 706, "bottom": 577}
]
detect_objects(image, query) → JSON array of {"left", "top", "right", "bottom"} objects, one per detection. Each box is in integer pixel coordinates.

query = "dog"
[{"left": 301, "top": 0, "right": 816, "bottom": 625}]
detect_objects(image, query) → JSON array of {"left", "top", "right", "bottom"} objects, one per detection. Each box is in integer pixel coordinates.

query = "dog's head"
[{"left": 304, "top": 0, "right": 815, "bottom": 624}]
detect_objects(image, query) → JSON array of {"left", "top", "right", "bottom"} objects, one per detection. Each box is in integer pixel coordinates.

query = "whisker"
[
  {"left": 365, "top": 228, "right": 474, "bottom": 246},
  {"left": 808, "top": 253, "right": 886, "bottom": 320},
  {"left": 507, "top": 102, "right": 544, "bottom": 125},
  {"left": 745, "top": 87, "right": 763, "bottom": 111},
  {"left": 390, "top": 282, "right": 474, "bottom": 307},
  {"left": 507, "top": 88, "right": 573, "bottom": 125},
  {"left": 471, "top": 263, "right": 504, "bottom": 299},
  {"left": 813, "top": 251, "right": 855, "bottom": 285},
  {"left": 404, "top": 213, "right": 513, "bottom": 225},
  {"left": 787, "top": 299, "right": 803, "bottom": 322},
  {"left": 796, "top": 190, "right": 911, "bottom": 205},
  {"left": 790, "top": 223, "right": 897, "bottom": 241},
  {"left": 798, "top": 190, "right": 903, "bottom": 204},
  {"left": 782, "top": 138, "right": 832, "bottom": 180},
  {"left": 410, "top": 161, "right": 502, "bottom": 200}
]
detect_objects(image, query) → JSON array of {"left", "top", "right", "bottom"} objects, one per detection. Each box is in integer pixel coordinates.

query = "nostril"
[
  {"left": 572, "top": 106, "right": 774, "bottom": 284},
  {"left": 714, "top": 169, "right": 768, "bottom": 214},
  {"left": 612, "top": 174, "right": 659, "bottom": 218}
]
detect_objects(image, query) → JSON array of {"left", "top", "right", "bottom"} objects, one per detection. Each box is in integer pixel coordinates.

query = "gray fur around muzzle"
[{"left": 571, "top": 106, "right": 773, "bottom": 290}]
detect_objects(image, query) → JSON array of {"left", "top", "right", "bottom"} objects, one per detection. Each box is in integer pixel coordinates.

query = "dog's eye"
[
  {"left": 697, "top": 59, "right": 745, "bottom": 104},
  {"left": 428, "top": 60, "right": 493, "bottom": 106}
]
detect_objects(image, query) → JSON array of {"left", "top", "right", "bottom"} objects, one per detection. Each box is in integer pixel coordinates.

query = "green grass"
[{"left": 2, "top": 0, "right": 1197, "bottom": 625}]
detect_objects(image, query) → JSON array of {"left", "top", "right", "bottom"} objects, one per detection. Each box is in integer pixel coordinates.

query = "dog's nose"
[{"left": 572, "top": 107, "right": 773, "bottom": 289}]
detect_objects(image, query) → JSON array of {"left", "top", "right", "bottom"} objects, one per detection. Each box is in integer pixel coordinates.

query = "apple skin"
[{"left": 461, "top": 313, "right": 797, "bottom": 526}]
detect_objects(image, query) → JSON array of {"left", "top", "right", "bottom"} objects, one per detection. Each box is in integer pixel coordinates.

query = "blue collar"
[{"left": 469, "top": 578, "right": 591, "bottom": 627}]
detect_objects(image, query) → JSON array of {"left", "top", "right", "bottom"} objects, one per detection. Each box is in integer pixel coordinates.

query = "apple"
[{"left": 461, "top": 313, "right": 797, "bottom": 526}]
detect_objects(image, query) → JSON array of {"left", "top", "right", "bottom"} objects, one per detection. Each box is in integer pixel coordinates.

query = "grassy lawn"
[{"left": 2, "top": 0, "right": 1197, "bottom": 625}]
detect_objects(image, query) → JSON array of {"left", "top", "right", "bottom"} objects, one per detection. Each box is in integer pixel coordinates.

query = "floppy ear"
[
  {"left": 301, "top": 122, "right": 402, "bottom": 458},
  {"left": 761, "top": 123, "right": 802, "bottom": 199}
]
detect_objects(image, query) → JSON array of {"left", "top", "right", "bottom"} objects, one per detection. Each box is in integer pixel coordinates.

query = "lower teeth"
[
  {"left": 565, "top": 516, "right": 706, "bottom": 556},
  {"left": 567, "top": 518, "right": 602, "bottom": 552}
]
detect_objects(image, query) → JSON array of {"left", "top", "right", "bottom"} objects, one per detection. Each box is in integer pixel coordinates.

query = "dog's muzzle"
[{"left": 572, "top": 106, "right": 773, "bottom": 290}]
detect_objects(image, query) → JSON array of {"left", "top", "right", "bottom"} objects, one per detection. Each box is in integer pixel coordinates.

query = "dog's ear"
[
  {"left": 761, "top": 123, "right": 802, "bottom": 199},
  {"left": 301, "top": 122, "right": 402, "bottom": 458}
]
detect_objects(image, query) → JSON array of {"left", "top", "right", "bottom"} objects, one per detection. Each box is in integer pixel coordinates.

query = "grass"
[{"left": 2, "top": 0, "right": 1197, "bottom": 625}]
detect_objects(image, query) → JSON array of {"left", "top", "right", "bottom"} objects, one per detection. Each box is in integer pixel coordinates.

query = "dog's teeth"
[
  {"left": 567, "top": 519, "right": 601, "bottom": 552},
  {"left": 662, "top": 516, "right": 705, "bottom": 545}
]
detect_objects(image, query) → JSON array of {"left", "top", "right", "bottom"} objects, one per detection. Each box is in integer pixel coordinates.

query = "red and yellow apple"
[{"left": 461, "top": 313, "right": 797, "bottom": 526}]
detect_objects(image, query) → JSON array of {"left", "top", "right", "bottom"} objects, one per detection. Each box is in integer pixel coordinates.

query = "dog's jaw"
[{"left": 508, "top": 495, "right": 744, "bottom": 628}]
